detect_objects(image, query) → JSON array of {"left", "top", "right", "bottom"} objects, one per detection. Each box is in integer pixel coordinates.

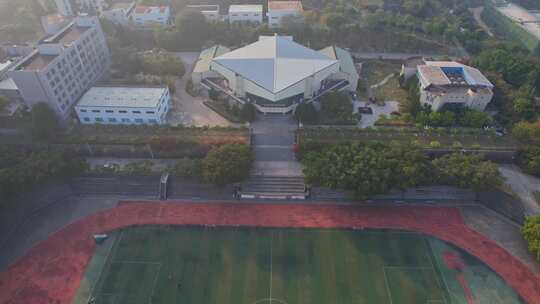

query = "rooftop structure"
[
  {"left": 77, "top": 86, "right": 168, "bottom": 108},
  {"left": 8, "top": 16, "right": 111, "bottom": 119},
  {"left": 75, "top": 86, "right": 171, "bottom": 125},
  {"left": 418, "top": 61, "right": 493, "bottom": 89},
  {"left": 213, "top": 35, "right": 337, "bottom": 93},
  {"left": 194, "top": 35, "right": 357, "bottom": 114},
  {"left": 131, "top": 5, "right": 171, "bottom": 26},
  {"left": 229, "top": 5, "right": 263, "bottom": 13},
  {"left": 268, "top": 1, "right": 303, "bottom": 11},
  {"left": 267, "top": 1, "right": 303, "bottom": 27},
  {"left": 416, "top": 61, "right": 494, "bottom": 111}
]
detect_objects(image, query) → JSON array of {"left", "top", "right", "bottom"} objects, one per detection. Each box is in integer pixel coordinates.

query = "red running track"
[{"left": 0, "top": 202, "right": 539, "bottom": 304}]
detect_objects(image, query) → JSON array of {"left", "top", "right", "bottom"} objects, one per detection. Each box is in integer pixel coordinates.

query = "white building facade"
[
  {"left": 229, "top": 5, "right": 263, "bottom": 23},
  {"left": 131, "top": 5, "right": 171, "bottom": 27},
  {"left": 417, "top": 61, "right": 494, "bottom": 111},
  {"left": 75, "top": 86, "right": 170, "bottom": 125},
  {"left": 267, "top": 1, "right": 303, "bottom": 28},
  {"left": 8, "top": 16, "right": 111, "bottom": 119}
]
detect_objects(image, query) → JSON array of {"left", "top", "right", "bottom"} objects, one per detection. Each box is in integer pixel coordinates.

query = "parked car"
[{"left": 357, "top": 107, "right": 373, "bottom": 114}]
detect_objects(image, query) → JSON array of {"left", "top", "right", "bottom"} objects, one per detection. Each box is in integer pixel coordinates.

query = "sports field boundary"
[{"left": 0, "top": 202, "right": 538, "bottom": 304}]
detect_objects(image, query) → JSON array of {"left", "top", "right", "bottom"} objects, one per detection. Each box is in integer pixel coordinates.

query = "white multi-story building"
[
  {"left": 267, "top": 1, "right": 303, "bottom": 28},
  {"left": 131, "top": 5, "right": 171, "bottom": 27},
  {"left": 8, "top": 16, "right": 111, "bottom": 119},
  {"left": 102, "top": 2, "right": 136, "bottom": 25},
  {"left": 75, "top": 86, "right": 170, "bottom": 125},
  {"left": 186, "top": 5, "right": 220, "bottom": 22},
  {"left": 229, "top": 5, "right": 263, "bottom": 24},
  {"left": 417, "top": 61, "right": 494, "bottom": 111}
]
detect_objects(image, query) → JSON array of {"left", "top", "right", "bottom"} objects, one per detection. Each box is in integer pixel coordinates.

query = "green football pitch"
[{"left": 75, "top": 226, "right": 524, "bottom": 304}]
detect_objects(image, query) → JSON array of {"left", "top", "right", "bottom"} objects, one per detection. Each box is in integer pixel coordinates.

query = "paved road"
[
  {"left": 499, "top": 164, "right": 540, "bottom": 216},
  {"left": 470, "top": 7, "right": 495, "bottom": 37},
  {"left": 167, "top": 52, "right": 234, "bottom": 127}
]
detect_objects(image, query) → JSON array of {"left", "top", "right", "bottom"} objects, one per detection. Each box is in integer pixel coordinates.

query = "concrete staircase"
[{"left": 239, "top": 176, "right": 309, "bottom": 200}]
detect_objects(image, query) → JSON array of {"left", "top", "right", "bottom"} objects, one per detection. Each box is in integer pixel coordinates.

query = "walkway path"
[
  {"left": 370, "top": 73, "right": 395, "bottom": 89},
  {"left": 1, "top": 202, "right": 538, "bottom": 304},
  {"left": 470, "top": 7, "right": 495, "bottom": 37},
  {"left": 250, "top": 114, "right": 302, "bottom": 177},
  {"left": 499, "top": 164, "right": 540, "bottom": 216}
]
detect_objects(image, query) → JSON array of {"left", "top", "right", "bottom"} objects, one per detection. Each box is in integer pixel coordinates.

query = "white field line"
[
  {"left": 269, "top": 232, "right": 274, "bottom": 301},
  {"left": 382, "top": 267, "right": 394, "bottom": 304}
]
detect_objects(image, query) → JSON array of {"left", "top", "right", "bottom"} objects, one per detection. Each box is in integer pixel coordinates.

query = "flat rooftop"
[
  {"left": 44, "top": 23, "right": 90, "bottom": 46},
  {"left": 418, "top": 61, "right": 493, "bottom": 89},
  {"left": 77, "top": 86, "right": 168, "bottom": 108},
  {"left": 16, "top": 52, "right": 57, "bottom": 71},
  {"left": 229, "top": 5, "right": 263, "bottom": 13},
  {"left": 186, "top": 5, "right": 219, "bottom": 12},
  {"left": 133, "top": 5, "right": 169, "bottom": 14},
  {"left": 110, "top": 2, "right": 135, "bottom": 10},
  {"left": 268, "top": 1, "right": 303, "bottom": 11}
]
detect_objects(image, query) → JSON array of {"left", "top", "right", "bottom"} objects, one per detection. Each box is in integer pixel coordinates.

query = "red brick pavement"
[{"left": 0, "top": 202, "right": 538, "bottom": 304}]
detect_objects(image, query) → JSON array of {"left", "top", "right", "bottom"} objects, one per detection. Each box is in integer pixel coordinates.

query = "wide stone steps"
[{"left": 240, "top": 176, "right": 308, "bottom": 200}]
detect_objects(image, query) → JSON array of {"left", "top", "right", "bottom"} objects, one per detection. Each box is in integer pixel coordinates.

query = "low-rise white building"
[
  {"left": 102, "top": 2, "right": 136, "bottom": 25},
  {"left": 417, "top": 61, "right": 494, "bottom": 111},
  {"left": 131, "top": 5, "right": 170, "bottom": 27},
  {"left": 267, "top": 1, "right": 303, "bottom": 28},
  {"left": 75, "top": 86, "right": 170, "bottom": 125},
  {"left": 186, "top": 5, "right": 220, "bottom": 22},
  {"left": 229, "top": 5, "right": 263, "bottom": 23}
]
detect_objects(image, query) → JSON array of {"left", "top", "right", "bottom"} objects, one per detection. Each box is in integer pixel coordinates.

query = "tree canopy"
[
  {"left": 522, "top": 215, "right": 540, "bottom": 261},
  {"left": 202, "top": 144, "right": 253, "bottom": 185},
  {"left": 30, "top": 103, "right": 59, "bottom": 141}
]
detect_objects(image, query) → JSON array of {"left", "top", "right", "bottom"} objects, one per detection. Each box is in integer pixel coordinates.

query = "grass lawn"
[
  {"left": 362, "top": 60, "right": 402, "bottom": 86},
  {"left": 77, "top": 226, "right": 524, "bottom": 304},
  {"left": 372, "top": 76, "right": 409, "bottom": 103}
]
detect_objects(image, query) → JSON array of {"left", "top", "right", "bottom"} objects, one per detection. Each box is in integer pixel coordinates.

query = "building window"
[
  {"left": 105, "top": 110, "right": 114, "bottom": 113},
  {"left": 80, "top": 109, "right": 87, "bottom": 112},
  {"left": 146, "top": 111, "right": 155, "bottom": 114},
  {"left": 95, "top": 117, "right": 104, "bottom": 122},
  {"left": 108, "top": 118, "right": 117, "bottom": 122},
  {"left": 149, "top": 119, "right": 158, "bottom": 124},
  {"left": 83, "top": 117, "right": 90, "bottom": 122},
  {"left": 119, "top": 110, "right": 127, "bottom": 113},
  {"left": 132, "top": 110, "right": 141, "bottom": 114},
  {"left": 135, "top": 118, "right": 144, "bottom": 123},
  {"left": 92, "top": 110, "right": 100, "bottom": 113},
  {"left": 121, "top": 118, "right": 130, "bottom": 123}
]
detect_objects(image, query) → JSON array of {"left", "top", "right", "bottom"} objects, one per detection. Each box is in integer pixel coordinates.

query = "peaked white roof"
[{"left": 212, "top": 36, "right": 338, "bottom": 93}]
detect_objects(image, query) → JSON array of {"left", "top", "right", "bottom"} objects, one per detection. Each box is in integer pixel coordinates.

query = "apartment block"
[{"left": 9, "top": 16, "right": 111, "bottom": 119}]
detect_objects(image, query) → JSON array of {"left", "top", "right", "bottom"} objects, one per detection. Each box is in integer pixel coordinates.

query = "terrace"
[{"left": 16, "top": 52, "right": 57, "bottom": 71}]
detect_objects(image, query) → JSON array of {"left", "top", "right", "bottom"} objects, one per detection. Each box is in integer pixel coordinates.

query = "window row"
[
  {"left": 79, "top": 109, "right": 157, "bottom": 114},
  {"left": 83, "top": 117, "right": 158, "bottom": 124}
]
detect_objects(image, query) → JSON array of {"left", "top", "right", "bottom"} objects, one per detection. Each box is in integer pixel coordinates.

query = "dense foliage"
[
  {"left": 519, "top": 145, "right": 540, "bottom": 177},
  {"left": 294, "top": 103, "right": 319, "bottom": 124},
  {"left": 522, "top": 215, "right": 540, "bottom": 261},
  {"left": 320, "top": 92, "right": 357, "bottom": 125},
  {"left": 202, "top": 144, "right": 253, "bottom": 185},
  {"left": 301, "top": 142, "right": 502, "bottom": 198},
  {"left": 30, "top": 103, "right": 59, "bottom": 141},
  {"left": 0, "top": 148, "right": 88, "bottom": 201}
]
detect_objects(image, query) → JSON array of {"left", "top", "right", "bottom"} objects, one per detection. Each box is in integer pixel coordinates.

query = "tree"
[
  {"left": 30, "top": 103, "right": 59, "bottom": 141},
  {"left": 240, "top": 103, "right": 257, "bottom": 123},
  {"left": 202, "top": 144, "right": 253, "bottom": 185},
  {"left": 522, "top": 145, "right": 540, "bottom": 177},
  {"left": 320, "top": 92, "right": 355, "bottom": 123},
  {"left": 432, "top": 153, "right": 502, "bottom": 191},
  {"left": 521, "top": 215, "right": 540, "bottom": 261},
  {"left": 512, "top": 120, "right": 540, "bottom": 143},
  {"left": 175, "top": 10, "right": 210, "bottom": 50},
  {"left": 294, "top": 102, "right": 319, "bottom": 124},
  {"left": 513, "top": 97, "right": 537, "bottom": 122},
  {"left": 0, "top": 96, "right": 9, "bottom": 113}
]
